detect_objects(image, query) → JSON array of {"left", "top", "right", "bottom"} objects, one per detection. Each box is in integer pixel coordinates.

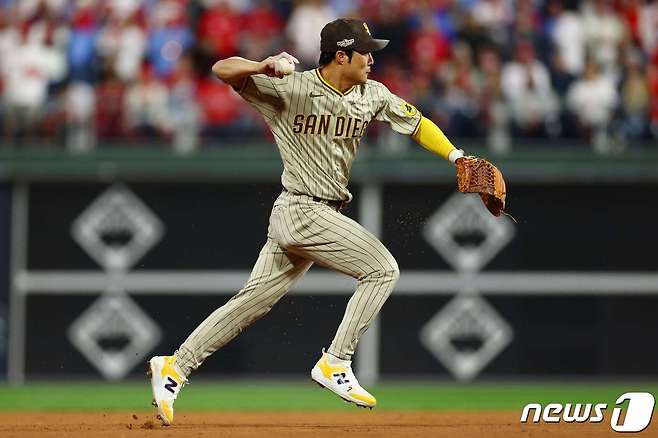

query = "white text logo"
[{"left": 520, "top": 392, "right": 655, "bottom": 433}]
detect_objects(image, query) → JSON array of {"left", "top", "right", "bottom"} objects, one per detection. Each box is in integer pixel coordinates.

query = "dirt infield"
[{"left": 1, "top": 411, "right": 656, "bottom": 437}]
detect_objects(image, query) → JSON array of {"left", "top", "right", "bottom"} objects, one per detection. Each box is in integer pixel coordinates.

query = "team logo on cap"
[
  {"left": 363, "top": 23, "right": 371, "bottom": 35},
  {"left": 337, "top": 38, "right": 355, "bottom": 47}
]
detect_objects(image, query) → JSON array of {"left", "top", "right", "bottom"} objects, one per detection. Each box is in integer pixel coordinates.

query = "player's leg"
[
  {"left": 272, "top": 194, "right": 398, "bottom": 407},
  {"left": 274, "top": 196, "right": 398, "bottom": 359},
  {"left": 149, "top": 237, "right": 312, "bottom": 425},
  {"left": 175, "top": 238, "right": 313, "bottom": 376}
]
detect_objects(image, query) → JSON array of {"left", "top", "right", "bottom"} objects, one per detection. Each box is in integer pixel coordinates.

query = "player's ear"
[{"left": 336, "top": 51, "right": 346, "bottom": 65}]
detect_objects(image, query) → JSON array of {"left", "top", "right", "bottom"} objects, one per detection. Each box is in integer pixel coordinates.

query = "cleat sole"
[{"left": 311, "top": 377, "right": 374, "bottom": 409}]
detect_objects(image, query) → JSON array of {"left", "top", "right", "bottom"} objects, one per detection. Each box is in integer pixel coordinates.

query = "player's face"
[{"left": 349, "top": 52, "right": 373, "bottom": 85}]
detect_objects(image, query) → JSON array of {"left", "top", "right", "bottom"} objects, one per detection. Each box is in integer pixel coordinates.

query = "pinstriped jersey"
[{"left": 237, "top": 68, "right": 422, "bottom": 202}]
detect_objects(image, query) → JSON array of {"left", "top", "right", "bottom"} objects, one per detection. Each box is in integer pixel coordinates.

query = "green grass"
[{"left": 1, "top": 381, "right": 657, "bottom": 411}]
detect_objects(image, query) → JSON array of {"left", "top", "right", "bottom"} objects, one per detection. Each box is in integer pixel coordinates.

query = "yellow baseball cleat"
[
  {"left": 310, "top": 350, "right": 376, "bottom": 409},
  {"left": 147, "top": 355, "right": 187, "bottom": 426}
]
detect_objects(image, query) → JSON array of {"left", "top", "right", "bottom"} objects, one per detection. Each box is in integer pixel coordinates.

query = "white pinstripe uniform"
[{"left": 175, "top": 68, "right": 421, "bottom": 377}]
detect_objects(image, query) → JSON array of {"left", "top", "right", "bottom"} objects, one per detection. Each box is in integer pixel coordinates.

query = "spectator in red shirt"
[
  {"left": 196, "top": 73, "right": 268, "bottom": 139},
  {"left": 197, "top": 1, "right": 241, "bottom": 71},
  {"left": 621, "top": 0, "right": 643, "bottom": 46},
  {"left": 95, "top": 67, "right": 126, "bottom": 139},
  {"left": 648, "top": 64, "right": 658, "bottom": 138},
  {"left": 407, "top": 13, "right": 451, "bottom": 77},
  {"left": 240, "top": 0, "right": 285, "bottom": 61}
]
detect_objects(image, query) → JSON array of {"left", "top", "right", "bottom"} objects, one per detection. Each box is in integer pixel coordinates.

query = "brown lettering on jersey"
[
  {"left": 304, "top": 114, "right": 317, "bottom": 134},
  {"left": 292, "top": 115, "right": 368, "bottom": 137},
  {"left": 359, "top": 120, "right": 369, "bottom": 137},
  {"left": 351, "top": 118, "right": 362, "bottom": 137},
  {"left": 293, "top": 114, "right": 304, "bottom": 134},
  {"left": 318, "top": 115, "right": 331, "bottom": 134},
  {"left": 335, "top": 117, "right": 345, "bottom": 136}
]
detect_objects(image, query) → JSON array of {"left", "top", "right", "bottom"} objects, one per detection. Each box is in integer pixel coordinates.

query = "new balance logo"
[
  {"left": 309, "top": 92, "right": 324, "bottom": 98},
  {"left": 164, "top": 376, "right": 178, "bottom": 394},
  {"left": 333, "top": 372, "right": 350, "bottom": 385}
]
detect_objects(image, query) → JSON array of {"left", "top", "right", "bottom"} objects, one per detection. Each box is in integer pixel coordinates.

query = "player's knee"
[
  {"left": 387, "top": 258, "right": 400, "bottom": 283},
  {"left": 378, "top": 257, "right": 399, "bottom": 284},
  {"left": 388, "top": 256, "right": 400, "bottom": 280}
]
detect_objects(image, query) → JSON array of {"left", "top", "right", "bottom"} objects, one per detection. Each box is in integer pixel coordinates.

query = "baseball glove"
[{"left": 455, "top": 156, "right": 511, "bottom": 219}]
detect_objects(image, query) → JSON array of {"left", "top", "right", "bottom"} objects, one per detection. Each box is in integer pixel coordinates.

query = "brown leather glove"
[{"left": 455, "top": 156, "right": 508, "bottom": 217}]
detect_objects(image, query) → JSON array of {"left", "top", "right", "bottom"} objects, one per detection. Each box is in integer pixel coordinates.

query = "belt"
[
  {"left": 283, "top": 189, "right": 344, "bottom": 211},
  {"left": 312, "top": 196, "right": 345, "bottom": 211}
]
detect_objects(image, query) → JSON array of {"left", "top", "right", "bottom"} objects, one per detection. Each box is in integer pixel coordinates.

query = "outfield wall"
[
  {"left": 2, "top": 148, "right": 658, "bottom": 383},
  {"left": 0, "top": 185, "right": 8, "bottom": 379}
]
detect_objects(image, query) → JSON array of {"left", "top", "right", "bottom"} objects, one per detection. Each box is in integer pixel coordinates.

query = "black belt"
[
  {"left": 312, "top": 196, "right": 345, "bottom": 211},
  {"left": 283, "top": 189, "right": 344, "bottom": 211}
]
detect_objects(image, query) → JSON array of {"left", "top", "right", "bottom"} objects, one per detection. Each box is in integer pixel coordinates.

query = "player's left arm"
[
  {"left": 411, "top": 116, "right": 464, "bottom": 163},
  {"left": 375, "top": 82, "right": 510, "bottom": 217},
  {"left": 408, "top": 105, "right": 512, "bottom": 219},
  {"left": 373, "top": 82, "right": 464, "bottom": 163}
]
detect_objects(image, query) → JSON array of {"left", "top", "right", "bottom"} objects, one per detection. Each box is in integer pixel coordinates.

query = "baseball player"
[{"left": 148, "top": 18, "right": 466, "bottom": 425}]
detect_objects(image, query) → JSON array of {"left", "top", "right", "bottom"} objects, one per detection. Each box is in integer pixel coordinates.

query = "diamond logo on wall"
[
  {"left": 423, "top": 193, "right": 515, "bottom": 272},
  {"left": 420, "top": 293, "right": 513, "bottom": 381},
  {"left": 68, "top": 292, "right": 161, "bottom": 380},
  {"left": 72, "top": 185, "right": 164, "bottom": 271}
]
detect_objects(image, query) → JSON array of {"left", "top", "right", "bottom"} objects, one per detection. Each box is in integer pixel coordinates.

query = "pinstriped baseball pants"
[{"left": 175, "top": 190, "right": 399, "bottom": 377}]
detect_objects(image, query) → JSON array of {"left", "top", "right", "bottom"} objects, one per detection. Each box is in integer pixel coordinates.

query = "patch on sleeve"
[{"left": 400, "top": 101, "right": 418, "bottom": 117}]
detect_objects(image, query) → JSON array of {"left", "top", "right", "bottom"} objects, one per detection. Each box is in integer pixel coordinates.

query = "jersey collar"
[{"left": 315, "top": 68, "right": 355, "bottom": 97}]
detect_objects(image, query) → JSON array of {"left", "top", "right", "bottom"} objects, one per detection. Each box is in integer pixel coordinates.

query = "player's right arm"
[
  {"left": 212, "top": 52, "right": 299, "bottom": 88},
  {"left": 213, "top": 52, "right": 299, "bottom": 120}
]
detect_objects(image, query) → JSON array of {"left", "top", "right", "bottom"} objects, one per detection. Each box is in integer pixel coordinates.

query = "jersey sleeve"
[
  {"left": 236, "top": 74, "right": 292, "bottom": 121},
  {"left": 372, "top": 82, "right": 422, "bottom": 136}
]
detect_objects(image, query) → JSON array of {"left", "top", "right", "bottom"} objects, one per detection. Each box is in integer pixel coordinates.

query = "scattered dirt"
[
  {"left": 0, "top": 411, "right": 655, "bottom": 437},
  {"left": 140, "top": 419, "right": 155, "bottom": 430}
]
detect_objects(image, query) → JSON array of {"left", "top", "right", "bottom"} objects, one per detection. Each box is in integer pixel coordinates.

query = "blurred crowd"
[{"left": 0, "top": 0, "right": 657, "bottom": 154}]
